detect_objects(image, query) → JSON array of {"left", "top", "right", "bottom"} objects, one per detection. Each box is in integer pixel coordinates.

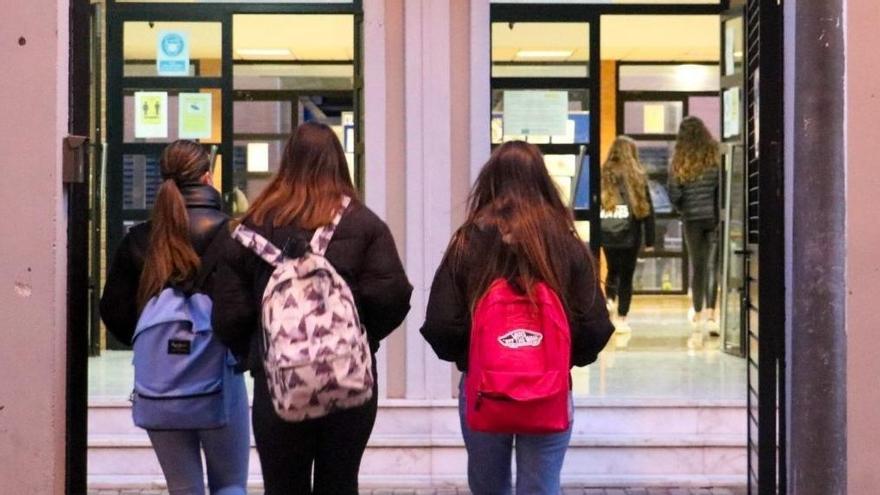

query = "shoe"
[
  {"left": 607, "top": 298, "right": 617, "bottom": 315},
  {"left": 615, "top": 318, "right": 632, "bottom": 334},
  {"left": 688, "top": 308, "right": 702, "bottom": 328},
  {"left": 687, "top": 330, "right": 705, "bottom": 350},
  {"left": 706, "top": 319, "right": 721, "bottom": 338}
]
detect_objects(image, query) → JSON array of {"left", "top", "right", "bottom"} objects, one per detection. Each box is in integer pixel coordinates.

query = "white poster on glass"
[
  {"left": 134, "top": 91, "right": 168, "bottom": 139},
  {"left": 723, "top": 88, "right": 741, "bottom": 139},
  {"left": 503, "top": 90, "right": 568, "bottom": 137},
  {"left": 178, "top": 93, "right": 212, "bottom": 139}
]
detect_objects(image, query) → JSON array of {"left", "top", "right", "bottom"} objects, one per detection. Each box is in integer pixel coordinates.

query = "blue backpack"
[{"left": 131, "top": 224, "right": 234, "bottom": 430}]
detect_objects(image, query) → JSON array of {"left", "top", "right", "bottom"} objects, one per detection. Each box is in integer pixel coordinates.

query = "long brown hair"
[
  {"left": 245, "top": 122, "right": 357, "bottom": 229},
  {"left": 671, "top": 116, "right": 720, "bottom": 183},
  {"left": 137, "top": 140, "right": 211, "bottom": 309},
  {"left": 601, "top": 136, "right": 651, "bottom": 219},
  {"left": 447, "top": 141, "right": 592, "bottom": 311}
]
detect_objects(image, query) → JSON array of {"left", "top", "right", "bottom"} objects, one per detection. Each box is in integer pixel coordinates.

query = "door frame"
[{"left": 103, "top": 1, "right": 363, "bottom": 350}]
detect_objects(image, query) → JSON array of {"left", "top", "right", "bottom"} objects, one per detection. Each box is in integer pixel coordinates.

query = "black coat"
[
  {"left": 668, "top": 166, "right": 720, "bottom": 222},
  {"left": 99, "top": 184, "right": 229, "bottom": 346},
  {"left": 211, "top": 201, "right": 413, "bottom": 372},
  {"left": 419, "top": 225, "right": 615, "bottom": 372}
]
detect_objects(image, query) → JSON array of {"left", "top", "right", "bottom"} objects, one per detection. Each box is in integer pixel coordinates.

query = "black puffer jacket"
[
  {"left": 100, "top": 184, "right": 229, "bottom": 346},
  {"left": 420, "top": 224, "right": 615, "bottom": 371},
  {"left": 211, "top": 200, "right": 413, "bottom": 372},
  {"left": 668, "top": 166, "right": 720, "bottom": 222}
]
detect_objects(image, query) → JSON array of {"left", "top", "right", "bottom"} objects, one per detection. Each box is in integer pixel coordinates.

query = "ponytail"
[{"left": 137, "top": 140, "right": 209, "bottom": 309}]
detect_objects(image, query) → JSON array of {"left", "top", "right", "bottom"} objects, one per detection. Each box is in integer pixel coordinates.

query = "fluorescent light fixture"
[
  {"left": 515, "top": 49, "right": 573, "bottom": 59},
  {"left": 236, "top": 48, "right": 293, "bottom": 58},
  {"left": 247, "top": 143, "right": 270, "bottom": 173},
  {"left": 675, "top": 64, "right": 712, "bottom": 88}
]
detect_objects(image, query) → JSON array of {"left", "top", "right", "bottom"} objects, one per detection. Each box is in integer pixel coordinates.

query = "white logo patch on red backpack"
[{"left": 497, "top": 329, "right": 543, "bottom": 349}]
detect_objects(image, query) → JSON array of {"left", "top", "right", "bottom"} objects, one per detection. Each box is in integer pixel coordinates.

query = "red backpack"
[{"left": 465, "top": 278, "right": 571, "bottom": 434}]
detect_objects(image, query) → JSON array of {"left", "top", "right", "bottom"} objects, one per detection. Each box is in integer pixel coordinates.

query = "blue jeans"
[
  {"left": 458, "top": 377, "right": 573, "bottom": 495},
  {"left": 147, "top": 373, "right": 250, "bottom": 495}
]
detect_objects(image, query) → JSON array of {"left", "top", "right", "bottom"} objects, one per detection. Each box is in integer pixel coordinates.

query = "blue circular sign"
[{"left": 160, "top": 33, "right": 185, "bottom": 57}]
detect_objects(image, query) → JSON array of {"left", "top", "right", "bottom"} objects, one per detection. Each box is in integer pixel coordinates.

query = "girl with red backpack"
[{"left": 421, "top": 141, "right": 615, "bottom": 495}]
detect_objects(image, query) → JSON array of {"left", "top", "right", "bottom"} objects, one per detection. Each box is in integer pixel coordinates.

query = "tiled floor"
[{"left": 90, "top": 295, "right": 747, "bottom": 402}]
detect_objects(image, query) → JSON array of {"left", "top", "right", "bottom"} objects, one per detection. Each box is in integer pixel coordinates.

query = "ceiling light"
[
  {"left": 516, "top": 50, "right": 574, "bottom": 59},
  {"left": 236, "top": 48, "right": 293, "bottom": 58}
]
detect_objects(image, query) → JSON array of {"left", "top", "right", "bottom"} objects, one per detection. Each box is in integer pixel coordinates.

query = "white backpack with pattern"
[{"left": 232, "top": 197, "right": 373, "bottom": 421}]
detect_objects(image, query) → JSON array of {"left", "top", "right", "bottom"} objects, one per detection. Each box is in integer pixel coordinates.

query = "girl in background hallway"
[
  {"left": 600, "top": 136, "right": 656, "bottom": 333},
  {"left": 100, "top": 140, "right": 249, "bottom": 495},
  {"left": 420, "top": 141, "right": 614, "bottom": 495},
  {"left": 668, "top": 116, "right": 722, "bottom": 339},
  {"left": 212, "top": 122, "right": 412, "bottom": 495}
]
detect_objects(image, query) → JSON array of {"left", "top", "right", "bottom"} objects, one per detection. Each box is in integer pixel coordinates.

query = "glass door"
[
  {"left": 490, "top": 19, "right": 599, "bottom": 248},
  {"left": 719, "top": 12, "right": 746, "bottom": 355},
  {"left": 616, "top": 62, "right": 721, "bottom": 295},
  {"left": 106, "top": 9, "right": 230, "bottom": 348}
]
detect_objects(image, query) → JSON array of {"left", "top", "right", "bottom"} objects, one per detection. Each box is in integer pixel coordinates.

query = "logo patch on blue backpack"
[{"left": 131, "top": 288, "right": 233, "bottom": 430}]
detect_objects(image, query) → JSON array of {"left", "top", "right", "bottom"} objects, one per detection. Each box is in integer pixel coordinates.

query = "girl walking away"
[
  {"left": 421, "top": 141, "right": 615, "bottom": 495},
  {"left": 668, "top": 116, "right": 722, "bottom": 339},
  {"left": 100, "top": 140, "right": 249, "bottom": 495},
  {"left": 600, "top": 136, "right": 656, "bottom": 333},
  {"left": 212, "top": 122, "right": 412, "bottom": 495}
]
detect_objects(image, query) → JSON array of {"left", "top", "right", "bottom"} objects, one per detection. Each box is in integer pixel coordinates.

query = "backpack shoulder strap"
[
  {"left": 193, "top": 219, "right": 230, "bottom": 290},
  {"left": 309, "top": 195, "right": 351, "bottom": 256},
  {"left": 232, "top": 223, "right": 284, "bottom": 268}
]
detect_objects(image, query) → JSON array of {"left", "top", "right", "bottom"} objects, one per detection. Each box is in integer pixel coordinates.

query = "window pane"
[
  {"left": 124, "top": 89, "right": 222, "bottom": 144},
  {"left": 724, "top": 17, "right": 745, "bottom": 76},
  {"left": 492, "top": 22, "right": 589, "bottom": 78},
  {"left": 633, "top": 257, "right": 684, "bottom": 292},
  {"left": 122, "top": 154, "right": 161, "bottom": 210},
  {"left": 619, "top": 64, "right": 719, "bottom": 92},
  {"left": 623, "top": 101, "right": 683, "bottom": 135},
  {"left": 234, "top": 15, "right": 354, "bottom": 90},
  {"left": 119, "top": 0, "right": 351, "bottom": 3},
  {"left": 123, "top": 22, "right": 221, "bottom": 77},
  {"left": 491, "top": 89, "right": 590, "bottom": 144},
  {"left": 494, "top": 0, "right": 716, "bottom": 3},
  {"left": 234, "top": 101, "right": 294, "bottom": 135},
  {"left": 688, "top": 96, "right": 721, "bottom": 140}
]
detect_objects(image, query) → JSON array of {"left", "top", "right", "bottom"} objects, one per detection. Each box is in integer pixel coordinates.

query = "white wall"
[
  {"left": 846, "top": 0, "right": 880, "bottom": 491},
  {"left": 0, "top": 0, "right": 69, "bottom": 492}
]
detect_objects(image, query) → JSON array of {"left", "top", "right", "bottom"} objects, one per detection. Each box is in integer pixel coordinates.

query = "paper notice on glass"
[
  {"left": 178, "top": 93, "right": 212, "bottom": 139},
  {"left": 551, "top": 119, "right": 576, "bottom": 144},
  {"left": 723, "top": 88, "right": 741, "bottom": 138},
  {"left": 574, "top": 220, "right": 591, "bottom": 243},
  {"left": 544, "top": 154, "right": 577, "bottom": 178},
  {"left": 134, "top": 92, "right": 168, "bottom": 138},
  {"left": 503, "top": 90, "right": 568, "bottom": 137},
  {"left": 247, "top": 143, "right": 269, "bottom": 173},
  {"left": 552, "top": 175, "right": 573, "bottom": 205},
  {"left": 643, "top": 104, "right": 667, "bottom": 134},
  {"left": 157, "top": 31, "right": 190, "bottom": 77},
  {"left": 725, "top": 23, "right": 736, "bottom": 75}
]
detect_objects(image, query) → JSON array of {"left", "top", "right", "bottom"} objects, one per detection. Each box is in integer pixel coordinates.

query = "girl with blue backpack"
[
  {"left": 100, "top": 140, "right": 249, "bottom": 495},
  {"left": 420, "top": 141, "right": 615, "bottom": 495}
]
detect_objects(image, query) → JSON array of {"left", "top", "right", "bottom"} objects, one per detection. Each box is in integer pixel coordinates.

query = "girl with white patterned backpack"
[{"left": 213, "top": 122, "right": 412, "bottom": 495}]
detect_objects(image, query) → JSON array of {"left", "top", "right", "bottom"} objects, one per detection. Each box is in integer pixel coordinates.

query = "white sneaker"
[
  {"left": 687, "top": 330, "right": 705, "bottom": 350},
  {"left": 706, "top": 319, "right": 721, "bottom": 337},
  {"left": 615, "top": 318, "right": 632, "bottom": 334},
  {"left": 607, "top": 298, "right": 618, "bottom": 315},
  {"left": 688, "top": 308, "right": 702, "bottom": 328}
]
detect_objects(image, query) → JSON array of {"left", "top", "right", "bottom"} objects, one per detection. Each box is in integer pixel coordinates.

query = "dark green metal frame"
[{"left": 105, "top": 1, "right": 363, "bottom": 269}]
